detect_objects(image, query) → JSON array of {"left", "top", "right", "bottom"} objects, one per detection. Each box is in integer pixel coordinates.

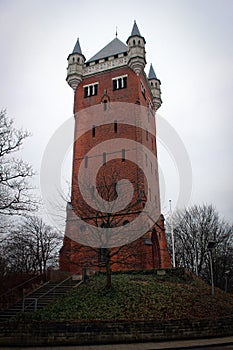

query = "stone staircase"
[{"left": 0, "top": 275, "right": 82, "bottom": 321}]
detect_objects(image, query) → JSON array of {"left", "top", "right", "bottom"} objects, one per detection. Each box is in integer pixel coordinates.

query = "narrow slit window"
[
  {"left": 113, "top": 79, "right": 117, "bottom": 91},
  {"left": 92, "top": 125, "right": 95, "bottom": 137},
  {"left": 114, "top": 120, "right": 118, "bottom": 133},
  {"left": 103, "top": 152, "right": 106, "bottom": 165},
  {"left": 84, "top": 86, "right": 89, "bottom": 98},
  {"left": 119, "top": 78, "right": 122, "bottom": 89},
  {"left": 103, "top": 100, "right": 107, "bottom": 111},
  {"left": 122, "top": 149, "right": 125, "bottom": 162},
  {"left": 90, "top": 85, "right": 93, "bottom": 96},
  {"left": 141, "top": 81, "right": 146, "bottom": 98},
  {"left": 146, "top": 129, "right": 148, "bottom": 141},
  {"left": 113, "top": 182, "right": 117, "bottom": 196},
  {"left": 85, "top": 156, "right": 88, "bottom": 168},
  {"left": 99, "top": 248, "right": 107, "bottom": 262},
  {"left": 93, "top": 84, "right": 98, "bottom": 95}
]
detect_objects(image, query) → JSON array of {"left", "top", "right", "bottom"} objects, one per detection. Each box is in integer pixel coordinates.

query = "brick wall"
[
  {"left": 60, "top": 65, "right": 171, "bottom": 274},
  {"left": 1, "top": 317, "right": 233, "bottom": 346}
]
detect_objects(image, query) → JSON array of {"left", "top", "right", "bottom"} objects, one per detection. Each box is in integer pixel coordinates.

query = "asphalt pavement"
[{"left": 1, "top": 336, "right": 233, "bottom": 350}]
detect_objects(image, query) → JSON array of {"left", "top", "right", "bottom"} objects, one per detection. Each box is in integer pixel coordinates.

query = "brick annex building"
[{"left": 59, "top": 22, "right": 171, "bottom": 273}]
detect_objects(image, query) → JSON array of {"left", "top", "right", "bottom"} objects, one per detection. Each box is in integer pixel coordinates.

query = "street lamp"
[
  {"left": 207, "top": 241, "right": 216, "bottom": 296},
  {"left": 224, "top": 270, "right": 230, "bottom": 293},
  {"left": 169, "top": 200, "right": 176, "bottom": 268}
]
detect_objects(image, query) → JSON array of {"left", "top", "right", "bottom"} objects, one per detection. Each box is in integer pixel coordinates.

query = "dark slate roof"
[
  {"left": 72, "top": 38, "right": 82, "bottom": 54},
  {"left": 131, "top": 21, "right": 141, "bottom": 36},
  {"left": 148, "top": 64, "right": 157, "bottom": 79},
  {"left": 86, "top": 37, "right": 128, "bottom": 63}
]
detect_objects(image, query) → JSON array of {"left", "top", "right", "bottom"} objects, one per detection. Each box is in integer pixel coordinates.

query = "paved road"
[
  {"left": 1, "top": 337, "right": 233, "bottom": 350},
  {"left": 186, "top": 347, "right": 233, "bottom": 350}
]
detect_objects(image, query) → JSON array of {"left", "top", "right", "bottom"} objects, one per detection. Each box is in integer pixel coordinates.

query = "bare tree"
[
  {"left": 22, "top": 216, "right": 62, "bottom": 276},
  {"left": 62, "top": 165, "right": 160, "bottom": 289},
  {"left": 0, "top": 110, "right": 36, "bottom": 216},
  {"left": 2, "top": 216, "right": 62, "bottom": 279},
  {"left": 167, "top": 204, "right": 233, "bottom": 292},
  {"left": 3, "top": 230, "right": 35, "bottom": 273}
]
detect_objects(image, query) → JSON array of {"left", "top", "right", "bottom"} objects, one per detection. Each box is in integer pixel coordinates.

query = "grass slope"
[{"left": 26, "top": 269, "right": 233, "bottom": 322}]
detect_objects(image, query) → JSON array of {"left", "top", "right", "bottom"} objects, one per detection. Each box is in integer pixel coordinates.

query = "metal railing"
[
  {"left": 22, "top": 298, "right": 38, "bottom": 312},
  {"left": 0, "top": 274, "right": 43, "bottom": 311},
  {"left": 22, "top": 274, "right": 82, "bottom": 312}
]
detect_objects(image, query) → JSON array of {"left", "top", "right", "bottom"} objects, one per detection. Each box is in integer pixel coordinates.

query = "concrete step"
[{"left": 0, "top": 277, "right": 81, "bottom": 321}]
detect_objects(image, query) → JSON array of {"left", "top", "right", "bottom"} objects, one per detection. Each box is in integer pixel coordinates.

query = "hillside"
[{"left": 22, "top": 269, "right": 233, "bottom": 322}]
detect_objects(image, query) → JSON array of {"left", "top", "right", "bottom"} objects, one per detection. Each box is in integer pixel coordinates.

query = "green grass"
[{"left": 26, "top": 270, "right": 233, "bottom": 322}]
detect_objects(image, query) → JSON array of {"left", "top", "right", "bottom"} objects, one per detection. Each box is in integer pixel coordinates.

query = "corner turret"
[
  {"left": 148, "top": 64, "right": 162, "bottom": 111},
  {"left": 66, "top": 38, "right": 85, "bottom": 91},
  {"left": 127, "top": 21, "right": 146, "bottom": 75}
]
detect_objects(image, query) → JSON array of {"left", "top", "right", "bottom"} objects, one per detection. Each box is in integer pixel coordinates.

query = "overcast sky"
[{"left": 0, "top": 0, "right": 232, "bottom": 226}]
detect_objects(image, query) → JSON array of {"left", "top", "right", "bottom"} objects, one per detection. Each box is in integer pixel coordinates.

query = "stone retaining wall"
[{"left": 0, "top": 317, "right": 233, "bottom": 346}]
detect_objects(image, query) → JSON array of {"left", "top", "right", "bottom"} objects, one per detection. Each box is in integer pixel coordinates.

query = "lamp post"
[
  {"left": 207, "top": 241, "right": 216, "bottom": 296},
  {"left": 224, "top": 270, "right": 230, "bottom": 293},
  {"left": 169, "top": 200, "right": 176, "bottom": 268},
  {"left": 194, "top": 229, "right": 198, "bottom": 276}
]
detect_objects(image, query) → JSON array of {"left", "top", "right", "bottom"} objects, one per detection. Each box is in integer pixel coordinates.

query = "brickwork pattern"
[{"left": 60, "top": 65, "right": 171, "bottom": 273}]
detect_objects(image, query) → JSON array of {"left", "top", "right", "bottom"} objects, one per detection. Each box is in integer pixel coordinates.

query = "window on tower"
[
  {"left": 114, "top": 120, "right": 118, "bottom": 133},
  {"left": 123, "top": 220, "right": 129, "bottom": 226},
  {"left": 99, "top": 247, "right": 107, "bottom": 262},
  {"left": 148, "top": 99, "right": 153, "bottom": 115},
  {"left": 85, "top": 156, "right": 88, "bottom": 168},
  {"left": 122, "top": 149, "right": 126, "bottom": 162},
  {"left": 103, "top": 100, "right": 107, "bottom": 111},
  {"left": 141, "top": 81, "right": 146, "bottom": 99},
  {"left": 84, "top": 82, "right": 99, "bottom": 98},
  {"left": 112, "top": 75, "right": 128, "bottom": 90},
  {"left": 103, "top": 152, "right": 107, "bottom": 165}
]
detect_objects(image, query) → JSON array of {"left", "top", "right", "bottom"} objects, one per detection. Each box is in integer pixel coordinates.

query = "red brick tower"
[{"left": 59, "top": 22, "right": 171, "bottom": 273}]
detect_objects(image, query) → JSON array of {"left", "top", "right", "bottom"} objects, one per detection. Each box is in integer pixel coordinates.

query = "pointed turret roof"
[
  {"left": 131, "top": 20, "right": 141, "bottom": 37},
  {"left": 87, "top": 37, "right": 128, "bottom": 63},
  {"left": 127, "top": 21, "right": 145, "bottom": 44},
  {"left": 148, "top": 64, "right": 157, "bottom": 80},
  {"left": 72, "top": 38, "right": 82, "bottom": 54}
]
